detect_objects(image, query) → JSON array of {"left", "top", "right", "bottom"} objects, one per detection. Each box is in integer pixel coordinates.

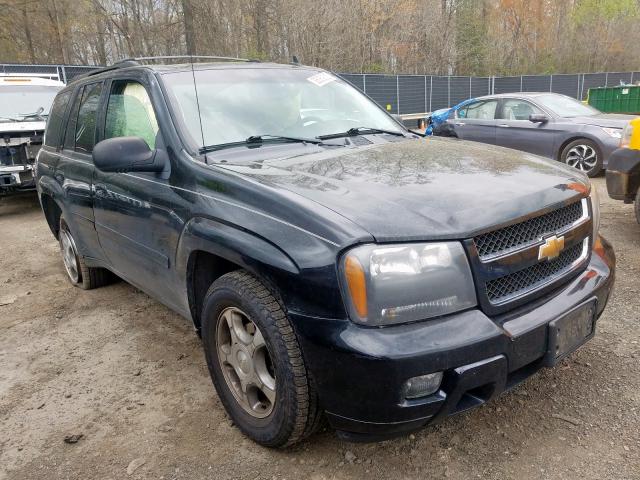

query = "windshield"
[
  {"left": 162, "top": 67, "right": 403, "bottom": 148},
  {"left": 535, "top": 94, "right": 600, "bottom": 117},
  {"left": 0, "top": 85, "right": 63, "bottom": 120}
]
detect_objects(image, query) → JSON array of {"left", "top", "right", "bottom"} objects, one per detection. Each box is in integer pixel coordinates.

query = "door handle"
[
  {"left": 497, "top": 124, "right": 510, "bottom": 128},
  {"left": 455, "top": 122, "right": 466, "bottom": 126}
]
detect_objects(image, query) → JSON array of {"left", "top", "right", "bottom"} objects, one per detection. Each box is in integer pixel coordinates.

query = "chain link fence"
[
  {"left": 3, "top": 63, "right": 639, "bottom": 115},
  {"left": 0, "top": 64, "right": 97, "bottom": 83}
]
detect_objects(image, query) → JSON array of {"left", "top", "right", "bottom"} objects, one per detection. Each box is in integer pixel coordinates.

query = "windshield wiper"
[
  {"left": 18, "top": 107, "right": 47, "bottom": 121},
  {"left": 317, "top": 126, "right": 405, "bottom": 140},
  {"left": 200, "top": 134, "right": 325, "bottom": 153}
]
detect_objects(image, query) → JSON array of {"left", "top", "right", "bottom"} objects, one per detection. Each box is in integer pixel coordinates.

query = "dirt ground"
[{"left": 0, "top": 177, "right": 638, "bottom": 480}]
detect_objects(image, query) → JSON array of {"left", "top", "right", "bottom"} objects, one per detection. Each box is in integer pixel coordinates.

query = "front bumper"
[
  {"left": 290, "top": 237, "right": 615, "bottom": 441},
  {"left": 600, "top": 136, "right": 621, "bottom": 169},
  {"left": 605, "top": 147, "right": 640, "bottom": 202},
  {"left": 0, "top": 165, "right": 35, "bottom": 192}
]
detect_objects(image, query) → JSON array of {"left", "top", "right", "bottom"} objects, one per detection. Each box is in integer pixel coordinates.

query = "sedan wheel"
[
  {"left": 566, "top": 144, "right": 597, "bottom": 171},
  {"left": 561, "top": 139, "right": 603, "bottom": 177}
]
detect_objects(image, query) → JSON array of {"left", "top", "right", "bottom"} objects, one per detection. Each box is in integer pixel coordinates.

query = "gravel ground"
[{"left": 0, "top": 177, "right": 638, "bottom": 480}]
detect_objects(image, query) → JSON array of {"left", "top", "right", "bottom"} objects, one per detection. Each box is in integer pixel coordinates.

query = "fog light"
[{"left": 402, "top": 372, "right": 443, "bottom": 399}]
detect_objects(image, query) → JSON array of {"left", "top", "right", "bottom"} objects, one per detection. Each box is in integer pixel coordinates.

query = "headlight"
[
  {"left": 339, "top": 242, "right": 477, "bottom": 326},
  {"left": 602, "top": 127, "right": 622, "bottom": 139},
  {"left": 590, "top": 184, "right": 600, "bottom": 239},
  {"left": 620, "top": 122, "right": 634, "bottom": 148}
]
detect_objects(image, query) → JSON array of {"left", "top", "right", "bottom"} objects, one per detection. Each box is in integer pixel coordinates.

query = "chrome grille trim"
[
  {"left": 485, "top": 239, "right": 589, "bottom": 305},
  {"left": 474, "top": 199, "right": 588, "bottom": 261}
]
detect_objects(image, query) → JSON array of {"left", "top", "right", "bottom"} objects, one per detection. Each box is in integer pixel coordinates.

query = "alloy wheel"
[
  {"left": 216, "top": 306, "right": 276, "bottom": 418},
  {"left": 59, "top": 229, "right": 80, "bottom": 283},
  {"left": 565, "top": 144, "right": 598, "bottom": 172}
]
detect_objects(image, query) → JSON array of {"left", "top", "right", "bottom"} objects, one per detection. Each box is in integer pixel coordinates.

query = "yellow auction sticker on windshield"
[{"left": 306, "top": 72, "right": 336, "bottom": 87}]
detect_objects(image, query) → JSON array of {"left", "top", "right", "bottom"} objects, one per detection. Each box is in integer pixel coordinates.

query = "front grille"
[
  {"left": 474, "top": 201, "right": 584, "bottom": 259},
  {"left": 485, "top": 241, "right": 585, "bottom": 304}
]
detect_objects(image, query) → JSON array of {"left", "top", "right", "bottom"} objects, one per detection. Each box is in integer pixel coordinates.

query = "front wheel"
[
  {"left": 201, "top": 271, "right": 320, "bottom": 447},
  {"left": 561, "top": 139, "right": 603, "bottom": 177}
]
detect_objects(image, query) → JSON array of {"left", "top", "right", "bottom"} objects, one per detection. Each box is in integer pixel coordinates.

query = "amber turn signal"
[{"left": 344, "top": 255, "right": 368, "bottom": 319}]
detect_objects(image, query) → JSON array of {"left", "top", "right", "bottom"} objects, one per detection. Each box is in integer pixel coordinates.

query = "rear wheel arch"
[{"left": 40, "top": 193, "right": 62, "bottom": 239}]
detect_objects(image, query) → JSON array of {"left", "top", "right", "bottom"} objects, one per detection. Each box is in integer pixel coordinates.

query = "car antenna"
[{"left": 189, "top": 54, "right": 206, "bottom": 151}]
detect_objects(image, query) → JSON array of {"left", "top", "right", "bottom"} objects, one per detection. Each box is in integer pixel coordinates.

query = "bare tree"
[{"left": 1, "top": 0, "right": 639, "bottom": 75}]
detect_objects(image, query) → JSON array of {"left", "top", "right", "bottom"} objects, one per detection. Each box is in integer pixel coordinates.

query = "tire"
[
  {"left": 635, "top": 189, "right": 640, "bottom": 225},
  {"left": 201, "top": 271, "right": 321, "bottom": 447},
  {"left": 59, "top": 216, "right": 113, "bottom": 290},
  {"left": 560, "top": 139, "right": 603, "bottom": 177}
]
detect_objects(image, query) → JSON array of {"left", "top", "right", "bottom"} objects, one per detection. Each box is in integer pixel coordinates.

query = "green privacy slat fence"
[{"left": 2, "top": 63, "right": 639, "bottom": 115}]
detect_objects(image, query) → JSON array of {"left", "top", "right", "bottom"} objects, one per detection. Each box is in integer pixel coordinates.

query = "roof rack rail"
[
  {"left": 120, "top": 55, "right": 257, "bottom": 64},
  {"left": 80, "top": 55, "right": 258, "bottom": 79},
  {"left": 82, "top": 60, "right": 139, "bottom": 78}
]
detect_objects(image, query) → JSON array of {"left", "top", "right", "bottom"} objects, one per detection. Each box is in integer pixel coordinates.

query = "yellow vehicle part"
[{"left": 620, "top": 117, "right": 640, "bottom": 150}]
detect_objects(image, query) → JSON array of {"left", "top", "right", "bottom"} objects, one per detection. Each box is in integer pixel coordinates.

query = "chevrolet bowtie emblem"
[{"left": 538, "top": 235, "right": 565, "bottom": 261}]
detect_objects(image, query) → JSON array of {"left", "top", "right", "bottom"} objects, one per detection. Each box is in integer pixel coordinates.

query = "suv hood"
[
  {"left": 218, "top": 137, "right": 589, "bottom": 241},
  {"left": 569, "top": 113, "right": 633, "bottom": 129}
]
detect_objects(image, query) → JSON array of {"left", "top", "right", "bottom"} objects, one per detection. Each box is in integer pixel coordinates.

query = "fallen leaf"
[{"left": 127, "top": 457, "right": 146, "bottom": 475}]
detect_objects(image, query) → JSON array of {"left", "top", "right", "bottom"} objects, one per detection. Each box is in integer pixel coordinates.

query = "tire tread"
[{"left": 203, "top": 271, "right": 321, "bottom": 447}]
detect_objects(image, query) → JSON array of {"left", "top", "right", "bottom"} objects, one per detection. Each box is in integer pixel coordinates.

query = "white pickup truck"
[{"left": 1, "top": 75, "right": 64, "bottom": 195}]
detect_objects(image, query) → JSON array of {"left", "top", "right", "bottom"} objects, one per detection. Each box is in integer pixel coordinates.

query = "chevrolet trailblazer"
[{"left": 36, "top": 57, "right": 615, "bottom": 447}]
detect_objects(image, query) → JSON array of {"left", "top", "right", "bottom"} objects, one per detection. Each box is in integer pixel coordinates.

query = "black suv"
[{"left": 36, "top": 58, "right": 615, "bottom": 447}]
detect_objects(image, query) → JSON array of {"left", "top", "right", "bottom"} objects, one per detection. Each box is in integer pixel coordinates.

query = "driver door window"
[
  {"left": 104, "top": 81, "right": 159, "bottom": 149},
  {"left": 494, "top": 99, "right": 554, "bottom": 157}
]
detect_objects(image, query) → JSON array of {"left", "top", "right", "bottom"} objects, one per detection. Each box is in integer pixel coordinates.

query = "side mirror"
[
  {"left": 93, "top": 137, "right": 167, "bottom": 173},
  {"left": 529, "top": 113, "right": 549, "bottom": 124}
]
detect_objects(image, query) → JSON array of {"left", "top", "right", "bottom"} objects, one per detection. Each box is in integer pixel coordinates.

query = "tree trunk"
[
  {"left": 182, "top": 0, "right": 197, "bottom": 55},
  {"left": 21, "top": 4, "right": 36, "bottom": 63}
]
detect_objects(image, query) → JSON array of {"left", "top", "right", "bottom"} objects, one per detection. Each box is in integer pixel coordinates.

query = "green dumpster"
[{"left": 588, "top": 85, "right": 640, "bottom": 114}]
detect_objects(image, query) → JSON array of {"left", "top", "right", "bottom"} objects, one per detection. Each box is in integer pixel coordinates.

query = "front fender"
[
  {"left": 174, "top": 216, "right": 347, "bottom": 323},
  {"left": 176, "top": 216, "right": 299, "bottom": 278}
]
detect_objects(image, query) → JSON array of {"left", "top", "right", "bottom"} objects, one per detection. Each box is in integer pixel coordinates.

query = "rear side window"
[
  {"left": 44, "top": 91, "right": 71, "bottom": 148},
  {"left": 104, "top": 81, "right": 159, "bottom": 149},
  {"left": 63, "top": 82, "right": 103, "bottom": 153},
  {"left": 74, "top": 83, "right": 103, "bottom": 153},
  {"left": 64, "top": 91, "right": 82, "bottom": 150},
  {"left": 458, "top": 100, "right": 498, "bottom": 120}
]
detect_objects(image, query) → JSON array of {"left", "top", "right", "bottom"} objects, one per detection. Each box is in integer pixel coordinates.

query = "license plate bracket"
[{"left": 545, "top": 298, "right": 597, "bottom": 366}]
